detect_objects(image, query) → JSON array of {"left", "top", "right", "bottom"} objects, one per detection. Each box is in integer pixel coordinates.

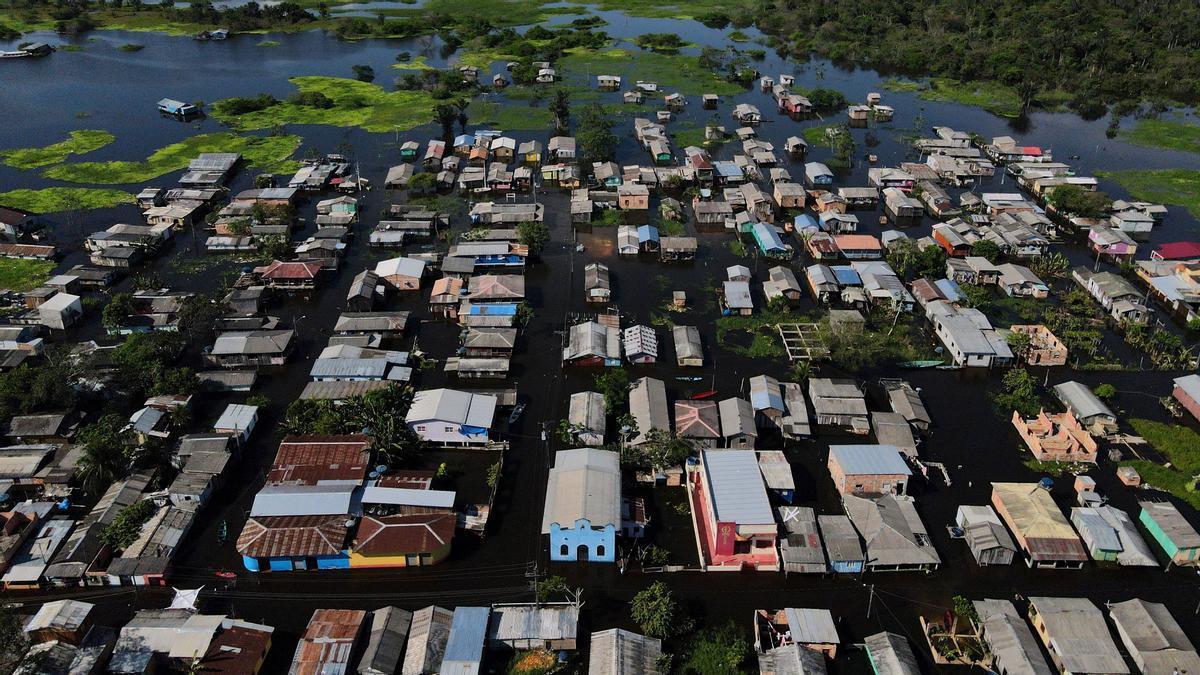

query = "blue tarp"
[
  {"left": 468, "top": 303, "right": 518, "bottom": 316},
  {"left": 831, "top": 267, "right": 861, "bottom": 286}
]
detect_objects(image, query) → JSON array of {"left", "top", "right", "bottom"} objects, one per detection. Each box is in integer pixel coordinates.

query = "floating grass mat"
[
  {"left": 211, "top": 77, "right": 437, "bottom": 133},
  {"left": 0, "top": 187, "right": 134, "bottom": 213},
  {"left": 0, "top": 259, "right": 56, "bottom": 293},
  {"left": 0, "top": 130, "right": 115, "bottom": 170},
  {"left": 44, "top": 132, "right": 302, "bottom": 185},
  {"left": 468, "top": 100, "right": 554, "bottom": 131},
  {"left": 1120, "top": 117, "right": 1200, "bottom": 154},
  {"left": 558, "top": 48, "right": 743, "bottom": 96},
  {"left": 1097, "top": 168, "right": 1200, "bottom": 218}
]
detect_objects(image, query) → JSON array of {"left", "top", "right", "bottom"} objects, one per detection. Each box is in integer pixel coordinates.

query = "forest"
[{"left": 749, "top": 0, "right": 1200, "bottom": 116}]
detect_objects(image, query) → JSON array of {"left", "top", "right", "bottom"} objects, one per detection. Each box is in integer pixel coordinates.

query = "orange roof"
[
  {"left": 354, "top": 512, "right": 455, "bottom": 557},
  {"left": 267, "top": 435, "right": 371, "bottom": 485},
  {"left": 291, "top": 609, "right": 367, "bottom": 675},
  {"left": 237, "top": 514, "right": 350, "bottom": 558},
  {"left": 833, "top": 234, "right": 882, "bottom": 250},
  {"left": 430, "top": 276, "right": 463, "bottom": 296}
]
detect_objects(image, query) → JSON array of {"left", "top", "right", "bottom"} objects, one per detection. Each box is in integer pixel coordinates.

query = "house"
[
  {"left": 751, "top": 223, "right": 790, "bottom": 259},
  {"left": 722, "top": 280, "right": 754, "bottom": 316},
  {"left": 1139, "top": 500, "right": 1200, "bottom": 567},
  {"left": 882, "top": 187, "right": 923, "bottom": 226},
  {"left": 864, "top": 632, "right": 920, "bottom": 675},
  {"left": 1088, "top": 223, "right": 1138, "bottom": 262},
  {"left": 405, "top": 388, "right": 497, "bottom": 446},
  {"left": 756, "top": 452, "right": 795, "bottom": 504},
  {"left": 1026, "top": 597, "right": 1129, "bottom": 675},
  {"left": 776, "top": 506, "right": 825, "bottom": 573},
  {"left": 1072, "top": 266, "right": 1151, "bottom": 324},
  {"left": 882, "top": 381, "right": 930, "bottom": 433},
  {"left": 375, "top": 256, "right": 427, "bottom": 292},
  {"left": 442, "top": 607, "right": 490, "bottom": 674},
  {"left": 804, "top": 162, "right": 834, "bottom": 187},
  {"left": 290, "top": 609, "right": 366, "bottom": 675},
  {"left": 1107, "top": 599, "right": 1200, "bottom": 675},
  {"left": 672, "top": 325, "right": 703, "bottom": 367},
  {"left": 991, "top": 483, "right": 1088, "bottom": 568},
  {"left": 718, "top": 397, "right": 757, "bottom": 448},
  {"left": 462, "top": 327, "right": 517, "bottom": 358},
  {"left": 748, "top": 374, "right": 786, "bottom": 426},
  {"left": 206, "top": 330, "right": 294, "bottom": 368},
  {"left": 972, "top": 599, "right": 1053, "bottom": 675},
  {"left": 384, "top": 608, "right": 449, "bottom": 675},
  {"left": 36, "top": 293, "right": 82, "bottom": 330},
  {"left": 213, "top": 403, "right": 258, "bottom": 445},
  {"left": 827, "top": 445, "right": 910, "bottom": 496},
  {"left": 1012, "top": 409, "right": 1097, "bottom": 463},
  {"left": 346, "top": 270, "right": 381, "bottom": 312},
  {"left": 467, "top": 274, "right": 524, "bottom": 304},
  {"left": 588, "top": 629, "right": 661, "bottom": 675},
  {"left": 871, "top": 412, "right": 917, "bottom": 457},
  {"left": 24, "top": 599, "right": 95, "bottom": 644},
  {"left": 562, "top": 321, "right": 621, "bottom": 367},
  {"left": 623, "top": 325, "right": 658, "bottom": 364},
  {"left": 818, "top": 514, "right": 864, "bottom": 574},
  {"left": 844, "top": 493, "right": 940, "bottom": 571},
  {"left": 1152, "top": 241, "right": 1200, "bottom": 261},
  {"left": 690, "top": 449, "right": 779, "bottom": 571},
  {"left": 584, "top": 263, "right": 611, "bottom": 303},
  {"left": 733, "top": 103, "right": 761, "bottom": 124},
  {"left": 429, "top": 273, "right": 464, "bottom": 319},
  {"left": 762, "top": 265, "right": 802, "bottom": 303},
  {"left": 773, "top": 182, "right": 806, "bottom": 209},
  {"left": 254, "top": 260, "right": 325, "bottom": 291},
  {"left": 1052, "top": 381, "right": 1118, "bottom": 436},
  {"left": 1174, "top": 374, "right": 1200, "bottom": 423},
  {"left": 1070, "top": 506, "right": 1157, "bottom": 566},
  {"left": 927, "top": 301, "right": 1014, "bottom": 368},
  {"left": 384, "top": 163, "right": 414, "bottom": 188},
  {"left": 673, "top": 400, "right": 720, "bottom": 441},
  {"left": 955, "top": 505, "right": 1017, "bottom": 566},
  {"left": 997, "top": 263, "right": 1049, "bottom": 298},
  {"left": 833, "top": 234, "right": 881, "bottom": 260},
  {"left": 355, "top": 607, "right": 412, "bottom": 675},
  {"left": 636, "top": 224, "right": 660, "bottom": 252},
  {"left": 754, "top": 607, "right": 838, "bottom": 661},
  {"left": 567, "top": 392, "right": 606, "bottom": 446},
  {"left": 543, "top": 448, "right": 621, "bottom": 563},
  {"left": 628, "top": 377, "right": 669, "bottom": 446},
  {"left": 808, "top": 379, "right": 869, "bottom": 434}
]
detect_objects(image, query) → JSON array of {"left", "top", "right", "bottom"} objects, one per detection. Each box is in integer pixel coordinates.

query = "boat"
[
  {"left": 575, "top": 243, "right": 585, "bottom": 252},
  {"left": 691, "top": 389, "right": 718, "bottom": 400},
  {"left": 898, "top": 360, "right": 943, "bottom": 369},
  {"left": 507, "top": 402, "right": 526, "bottom": 424},
  {"left": 675, "top": 376, "right": 703, "bottom": 382},
  {"left": 214, "top": 570, "right": 237, "bottom": 579}
]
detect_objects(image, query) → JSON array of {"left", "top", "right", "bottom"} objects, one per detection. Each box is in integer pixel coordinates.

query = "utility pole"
[{"left": 866, "top": 584, "right": 875, "bottom": 618}]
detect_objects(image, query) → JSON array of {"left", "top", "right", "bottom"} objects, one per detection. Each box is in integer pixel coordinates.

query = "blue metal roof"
[
  {"left": 443, "top": 607, "right": 490, "bottom": 672},
  {"left": 794, "top": 214, "right": 818, "bottom": 230},
  {"left": 829, "top": 445, "right": 911, "bottom": 476},
  {"left": 752, "top": 222, "right": 786, "bottom": 253},
  {"left": 831, "top": 267, "right": 861, "bottom": 286},
  {"left": 454, "top": 134, "right": 475, "bottom": 146},
  {"left": 636, "top": 225, "right": 660, "bottom": 242},
  {"left": 467, "top": 303, "right": 517, "bottom": 316}
]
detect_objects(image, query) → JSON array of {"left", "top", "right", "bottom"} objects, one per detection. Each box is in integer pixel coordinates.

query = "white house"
[{"left": 405, "top": 388, "right": 498, "bottom": 446}]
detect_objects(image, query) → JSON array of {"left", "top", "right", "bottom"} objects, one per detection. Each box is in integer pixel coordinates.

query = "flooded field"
[{"left": 3, "top": 6, "right": 1200, "bottom": 673}]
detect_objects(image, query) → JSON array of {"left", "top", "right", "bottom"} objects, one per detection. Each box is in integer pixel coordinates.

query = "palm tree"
[
  {"left": 432, "top": 103, "right": 458, "bottom": 142},
  {"left": 454, "top": 98, "right": 469, "bottom": 133}
]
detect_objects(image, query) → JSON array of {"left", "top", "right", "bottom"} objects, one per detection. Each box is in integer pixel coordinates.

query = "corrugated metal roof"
[
  {"left": 864, "top": 632, "right": 920, "bottom": 675},
  {"left": 541, "top": 448, "right": 621, "bottom": 533},
  {"left": 250, "top": 484, "right": 356, "bottom": 517},
  {"left": 441, "top": 607, "right": 489, "bottom": 674},
  {"left": 973, "top": 599, "right": 1053, "bottom": 675},
  {"left": 487, "top": 604, "right": 579, "bottom": 643},
  {"left": 701, "top": 450, "right": 773, "bottom": 525},
  {"left": 588, "top": 629, "right": 662, "bottom": 675},
  {"left": 829, "top": 445, "right": 911, "bottom": 476},
  {"left": 362, "top": 485, "right": 455, "bottom": 509},
  {"left": 1027, "top": 597, "right": 1129, "bottom": 674},
  {"left": 783, "top": 608, "right": 839, "bottom": 645}
]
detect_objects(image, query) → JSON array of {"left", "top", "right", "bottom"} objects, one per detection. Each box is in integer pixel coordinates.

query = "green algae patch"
[
  {"left": 44, "top": 132, "right": 302, "bottom": 185},
  {"left": 468, "top": 101, "right": 554, "bottom": 131},
  {"left": 1121, "top": 116, "right": 1200, "bottom": 154},
  {"left": 0, "top": 130, "right": 116, "bottom": 170},
  {"left": 0, "top": 187, "right": 134, "bottom": 213},
  {"left": 1098, "top": 168, "right": 1200, "bottom": 218},
  {"left": 0, "top": 259, "right": 56, "bottom": 293},
  {"left": 392, "top": 55, "right": 433, "bottom": 70},
  {"left": 211, "top": 77, "right": 437, "bottom": 133}
]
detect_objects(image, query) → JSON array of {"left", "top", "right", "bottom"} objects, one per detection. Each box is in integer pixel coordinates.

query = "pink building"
[{"left": 688, "top": 450, "right": 778, "bottom": 571}]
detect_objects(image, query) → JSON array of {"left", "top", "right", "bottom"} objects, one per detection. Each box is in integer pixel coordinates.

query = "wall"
[{"left": 549, "top": 519, "right": 616, "bottom": 563}]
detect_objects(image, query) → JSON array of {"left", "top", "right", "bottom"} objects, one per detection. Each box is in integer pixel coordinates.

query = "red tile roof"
[
  {"left": 200, "top": 624, "right": 273, "bottom": 674},
  {"left": 267, "top": 435, "right": 371, "bottom": 485},
  {"left": 237, "top": 514, "right": 350, "bottom": 558},
  {"left": 1153, "top": 241, "right": 1200, "bottom": 261},
  {"left": 257, "top": 260, "right": 324, "bottom": 280},
  {"left": 291, "top": 610, "right": 367, "bottom": 675},
  {"left": 353, "top": 512, "right": 455, "bottom": 557}
]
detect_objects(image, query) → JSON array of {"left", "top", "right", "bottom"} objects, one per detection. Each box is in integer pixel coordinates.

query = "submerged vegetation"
[
  {"left": 1120, "top": 117, "right": 1200, "bottom": 154},
  {"left": 44, "top": 132, "right": 302, "bottom": 184},
  {"left": 1124, "top": 418, "right": 1200, "bottom": 509},
  {"left": 0, "top": 129, "right": 115, "bottom": 170},
  {"left": 0, "top": 187, "right": 133, "bottom": 213}
]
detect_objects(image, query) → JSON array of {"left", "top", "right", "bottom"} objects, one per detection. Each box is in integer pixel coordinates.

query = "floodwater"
[{"left": 3, "top": 8, "right": 1200, "bottom": 673}]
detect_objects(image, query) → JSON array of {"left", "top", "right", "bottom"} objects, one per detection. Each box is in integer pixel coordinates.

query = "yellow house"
[
  {"left": 348, "top": 512, "right": 455, "bottom": 568},
  {"left": 520, "top": 140, "right": 543, "bottom": 166}
]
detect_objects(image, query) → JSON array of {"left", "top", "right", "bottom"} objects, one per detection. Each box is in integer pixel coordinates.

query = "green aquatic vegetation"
[
  {"left": 255, "top": 39, "right": 281, "bottom": 47},
  {"left": 0, "top": 130, "right": 115, "bottom": 170},
  {"left": 802, "top": 123, "right": 838, "bottom": 147},
  {"left": 558, "top": 48, "right": 743, "bottom": 96},
  {"left": 0, "top": 259, "right": 56, "bottom": 293},
  {"left": 468, "top": 100, "right": 554, "bottom": 131},
  {"left": 884, "top": 77, "right": 1024, "bottom": 118},
  {"left": 117, "top": 42, "right": 144, "bottom": 52},
  {"left": 728, "top": 30, "right": 749, "bottom": 42},
  {"left": 210, "top": 76, "right": 437, "bottom": 133},
  {"left": 58, "top": 44, "right": 85, "bottom": 52},
  {"left": 1097, "top": 168, "right": 1200, "bottom": 218},
  {"left": 1122, "top": 418, "right": 1200, "bottom": 508},
  {"left": 391, "top": 55, "right": 432, "bottom": 70},
  {"left": 1120, "top": 117, "right": 1200, "bottom": 154},
  {"left": 44, "top": 132, "right": 302, "bottom": 185},
  {"left": 0, "top": 187, "right": 134, "bottom": 213}
]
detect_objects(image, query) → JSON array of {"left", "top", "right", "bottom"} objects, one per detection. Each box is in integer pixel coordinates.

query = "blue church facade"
[{"left": 549, "top": 518, "right": 616, "bottom": 563}]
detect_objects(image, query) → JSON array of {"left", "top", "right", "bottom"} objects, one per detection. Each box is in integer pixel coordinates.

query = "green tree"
[
  {"left": 1030, "top": 251, "right": 1069, "bottom": 280},
  {"left": 630, "top": 581, "right": 689, "bottom": 638},
  {"left": 536, "top": 574, "right": 569, "bottom": 602},
  {"left": 77, "top": 414, "right": 134, "bottom": 495},
  {"left": 517, "top": 220, "right": 550, "bottom": 257},
  {"left": 433, "top": 101, "right": 462, "bottom": 141},
  {"left": 549, "top": 88, "right": 571, "bottom": 132},
  {"left": 970, "top": 239, "right": 1003, "bottom": 264},
  {"left": 407, "top": 171, "right": 437, "bottom": 194},
  {"left": 258, "top": 234, "right": 293, "bottom": 262},
  {"left": 576, "top": 103, "right": 618, "bottom": 164},
  {"left": 100, "top": 499, "right": 156, "bottom": 551},
  {"left": 593, "top": 368, "right": 630, "bottom": 413},
  {"left": 992, "top": 368, "right": 1040, "bottom": 418},
  {"left": 1094, "top": 383, "right": 1117, "bottom": 400},
  {"left": 351, "top": 64, "right": 375, "bottom": 82},
  {"left": 102, "top": 292, "right": 133, "bottom": 330},
  {"left": 640, "top": 429, "right": 692, "bottom": 471},
  {"left": 0, "top": 603, "right": 30, "bottom": 675},
  {"left": 1047, "top": 184, "right": 1110, "bottom": 218},
  {"left": 682, "top": 622, "right": 750, "bottom": 675}
]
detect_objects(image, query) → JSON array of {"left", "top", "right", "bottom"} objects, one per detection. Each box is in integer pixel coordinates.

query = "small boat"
[
  {"left": 675, "top": 376, "right": 703, "bottom": 382},
  {"left": 214, "top": 570, "right": 237, "bottom": 579},
  {"left": 898, "top": 360, "right": 943, "bottom": 369},
  {"left": 575, "top": 243, "right": 585, "bottom": 252},
  {"left": 691, "top": 389, "right": 718, "bottom": 400},
  {"left": 508, "top": 402, "right": 526, "bottom": 424}
]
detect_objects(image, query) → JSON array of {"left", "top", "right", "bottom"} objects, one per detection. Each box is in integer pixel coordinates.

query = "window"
[
  {"left": 560, "top": 545, "right": 568, "bottom": 556},
  {"left": 596, "top": 545, "right": 605, "bottom": 557}
]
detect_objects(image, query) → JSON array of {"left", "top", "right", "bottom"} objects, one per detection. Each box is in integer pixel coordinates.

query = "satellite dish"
[
  {"left": 374, "top": 464, "right": 388, "bottom": 474},
  {"left": 344, "top": 519, "right": 357, "bottom": 528}
]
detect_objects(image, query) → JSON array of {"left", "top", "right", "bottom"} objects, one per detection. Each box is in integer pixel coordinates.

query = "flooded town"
[{"left": 2, "top": 0, "right": 1200, "bottom": 673}]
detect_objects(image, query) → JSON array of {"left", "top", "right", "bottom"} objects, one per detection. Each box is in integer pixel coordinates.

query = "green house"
[{"left": 1139, "top": 501, "right": 1200, "bottom": 566}]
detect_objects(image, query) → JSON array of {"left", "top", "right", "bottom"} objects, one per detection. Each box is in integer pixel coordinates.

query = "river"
[{"left": 2, "top": 9, "right": 1200, "bottom": 673}]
